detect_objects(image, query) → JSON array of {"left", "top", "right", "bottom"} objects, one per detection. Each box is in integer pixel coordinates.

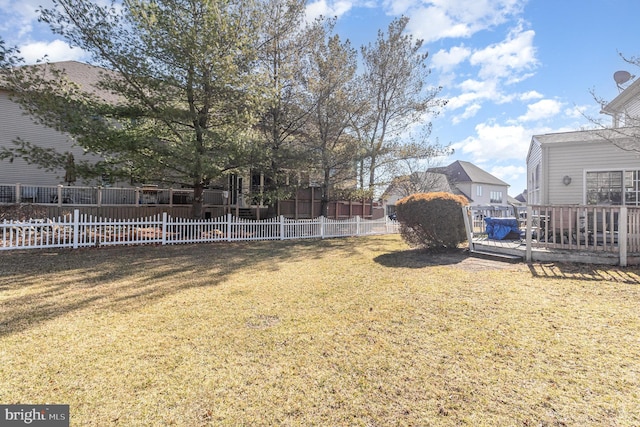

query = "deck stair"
[{"left": 470, "top": 248, "right": 523, "bottom": 263}]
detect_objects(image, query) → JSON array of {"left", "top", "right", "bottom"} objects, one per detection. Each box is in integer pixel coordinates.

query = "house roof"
[
  {"left": 601, "top": 76, "right": 640, "bottom": 116},
  {"left": 381, "top": 171, "right": 452, "bottom": 202},
  {"left": 438, "top": 160, "right": 509, "bottom": 187},
  {"left": 532, "top": 127, "right": 640, "bottom": 150},
  {"left": 2, "top": 61, "right": 120, "bottom": 104}
]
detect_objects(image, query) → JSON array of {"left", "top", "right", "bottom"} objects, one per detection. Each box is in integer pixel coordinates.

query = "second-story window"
[
  {"left": 476, "top": 185, "right": 483, "bottom": 197},
  {"left": 490, "top": 191, "right": 503, "bottom": 203}
]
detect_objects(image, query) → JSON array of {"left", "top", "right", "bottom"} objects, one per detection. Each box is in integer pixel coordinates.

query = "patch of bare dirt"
[{"left": 0, "top": 204, "right": 49, "bottom": 221}]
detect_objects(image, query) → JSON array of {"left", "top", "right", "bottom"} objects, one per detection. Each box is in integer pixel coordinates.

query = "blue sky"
[{"left": 2, "top": 0, "right": 639, "bottom": 196}]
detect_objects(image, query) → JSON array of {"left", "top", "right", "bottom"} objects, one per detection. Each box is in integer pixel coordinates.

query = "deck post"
[
  {"left": 619, "top": 207, "right": 628, "bottom": 267},
  {"left": 462, "top": 207, "right": 474, "bottom": 252},
  {"left": 525, "top": 206, "right": 533, "bottom": 262}
]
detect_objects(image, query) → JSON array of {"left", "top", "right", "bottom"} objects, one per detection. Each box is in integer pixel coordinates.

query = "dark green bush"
[{"left": 395, "top": 192, "right": 469, "bottom": 249}]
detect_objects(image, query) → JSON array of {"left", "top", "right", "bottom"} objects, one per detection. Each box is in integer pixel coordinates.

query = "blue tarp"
[{"left": 484, "top": 217, "right": 520, "bottom": 240}]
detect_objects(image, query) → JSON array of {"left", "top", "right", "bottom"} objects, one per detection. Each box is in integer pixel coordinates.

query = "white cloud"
[
  {"left": 19, "top": 40, "right": 87, "bottom": 64},
  {"left": 452, "top": 103, "right": 481, "bottom": 124},
  {"left": 405, "top": 6, "right": 472, "bottom": 43},
  {"left": 518, "top": 99, "right": 564, "bottom": 122},
  {"left": 431, "top": 45, "right": 471, "bottom": 72},
  {"left": 519, "top": 90, "right": 544, "bottom": 101},
  {"left": 396, "top": 0, "right": 525, "bottom": 43},
  {"left": 306, "top": 0, "right": 354, "bottom": 21},
  {"left": 488, "top": 164, "right": 527, "bottom": 186},
  {"left": 444, "top": 78, "right": 514, "bottom": 114},
  {"left": 469, "top": 24, "right": 537, "bottom": 81},
  {"left": 0, "top": 1, "right": 43, "bottom": 39},
  {"left": 452, "top": 122, "right": 531, "bottom": 163}
]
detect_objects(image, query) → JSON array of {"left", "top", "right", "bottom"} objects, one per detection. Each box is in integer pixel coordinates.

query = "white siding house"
[{"left": 527, "top": 74, "right": 640, "bottom": 207}]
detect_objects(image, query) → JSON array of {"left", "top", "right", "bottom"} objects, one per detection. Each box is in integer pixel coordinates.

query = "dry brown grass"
[{"left": 1, "top": 235, "right": 639, "bottom": 426}]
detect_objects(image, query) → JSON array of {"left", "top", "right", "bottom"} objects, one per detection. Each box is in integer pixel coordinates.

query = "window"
[
  {"left": 476, "top": 185, "right": 482, "bottom": 197},
  {"left": 586, "top": 171, "right": 623, "bottom": 205},
  {"left": 490, "top": 191, "right": 503, "bottom": 204},
  {"left": 625, "top": 171, "right": 640, "bottom": 205}
]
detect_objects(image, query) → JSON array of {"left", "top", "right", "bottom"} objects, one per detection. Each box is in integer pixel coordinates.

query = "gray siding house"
[
  {"left": 527, "top": 76, "right": 640, "bottom": 206},
  {"left": 0, "top": 61, "right": 117, "bottom": 187},
  {"left": 383, "top": 160, "right": 512, "bottom": 215},
  {"left": 435, "top": 160, "right": 511, "bottom": 210}
]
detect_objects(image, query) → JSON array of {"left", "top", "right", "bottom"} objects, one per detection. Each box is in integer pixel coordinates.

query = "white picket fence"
[{"left": 0, "top": 210, "right": 400, "bottom": 251}]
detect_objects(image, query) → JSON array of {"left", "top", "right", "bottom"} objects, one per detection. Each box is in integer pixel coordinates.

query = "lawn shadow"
[
  {"left": 374, "top": 248, "right": 469, "bottom": 269},
  {"left": 527, "top": 262, "right": 640, "bottom": 284},
  {"left": 0, "top": 238, "right": 356, "bottom": 337}
]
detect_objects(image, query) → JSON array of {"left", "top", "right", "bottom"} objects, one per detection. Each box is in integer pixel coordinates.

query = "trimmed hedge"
[{"left": 395, "top": 192, "right": 469, "bottom": 249}]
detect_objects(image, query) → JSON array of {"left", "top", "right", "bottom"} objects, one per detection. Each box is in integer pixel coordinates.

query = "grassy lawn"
[{"left": 1, "top": 235, "right": 639, "bottom": 426}]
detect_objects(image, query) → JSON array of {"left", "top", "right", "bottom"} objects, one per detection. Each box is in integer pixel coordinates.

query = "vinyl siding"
[
  {"left": 457, "top": 182, "right": 509, "bottom": 207},
  {"left": 0, "top": 91, "right": 98, "bottom": 186},
  {"left": 623, "top": 97, "right": 640, "bottom": 125},
  {"left": 527, "top": 138, "right": 542, "bottom": 204},
  {"left": 544, "top": 140, "right": 640, "bottom": 205}
]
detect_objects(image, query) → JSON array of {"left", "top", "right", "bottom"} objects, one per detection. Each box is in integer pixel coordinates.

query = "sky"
[{"left": 2, "top": 0, "right": 639, "bottom": 196}]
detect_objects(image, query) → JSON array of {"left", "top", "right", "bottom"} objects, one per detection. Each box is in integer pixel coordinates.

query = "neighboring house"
[
  {"left": 514, "top": 189, "right": 527, "bottom": 204},
  {"left": 0, "top": 61, "right": 114, "bottom": 187},
  {"left": 527, "top": 75, "right": 640, "bottom": 206},
  {"left": 381, "top": 171, "right": 452, "bottom": 215},
  {"left": 432, "top": 160, "right": 511, "bottom": 211},
  {"left": 1, "top": 61, "right": 361, "bottom": 215},
  {"left": 383, "top": 160, "right": 512, "bottom": 215}
]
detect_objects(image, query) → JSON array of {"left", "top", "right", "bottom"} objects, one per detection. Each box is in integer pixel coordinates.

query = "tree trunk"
[{"left": 193, "top": 183, "right": 204, "bottom": 219}]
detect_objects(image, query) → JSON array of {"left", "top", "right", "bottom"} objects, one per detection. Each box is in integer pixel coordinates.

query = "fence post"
[
  {"left": 57, "top": 185, "right": 63, "bottom": 207},
  {"left": 73, "top": 209, "right": 80, "bottom": 249},
  {"left": 97, "top": 186, "right": 103, "bottom": 207},
  {"left": 320, "top": 216, "right": 325, "bottom": 239},
  {"left": 15, "top": 183, "right": 21, "bottom": 203},
  {"left": 280, "top": 215, "right": 285, "bottom": 240},
  {"left": 227, "top": 213, "right": 233, "bottom": 242},
  {"left": 619, "top": 207, "right": 628, "bottom": 267},
  {"left": 356, "top": 216, "right": 361, "bottom": 236},
  {"left": 162, "top": 212, "right": 168, "bottom": 245}
]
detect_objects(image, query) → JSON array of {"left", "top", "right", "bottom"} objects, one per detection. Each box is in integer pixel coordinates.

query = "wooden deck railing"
[{"left": 465, "top": 204, "right": 640, "bottom": 266}]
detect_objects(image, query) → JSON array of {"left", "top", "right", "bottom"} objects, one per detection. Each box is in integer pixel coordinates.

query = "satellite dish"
[{"left": 614, "top": 70, "right": 634, "bottom": 90}]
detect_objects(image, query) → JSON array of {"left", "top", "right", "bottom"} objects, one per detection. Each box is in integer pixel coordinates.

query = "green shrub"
[{"left": 395, "top": 192, "right": 469, "bottom": 249}]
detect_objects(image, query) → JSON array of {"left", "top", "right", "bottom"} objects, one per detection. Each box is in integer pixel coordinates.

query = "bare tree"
[
  {"left": 355, "top": 16, "right": 448, "bottom": 194},
  {"left": 253, "top": 0, "right": 312, "bottom": 215},
  {"left": 298, "top": 18, "right": 361, "bottom": 216}
]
